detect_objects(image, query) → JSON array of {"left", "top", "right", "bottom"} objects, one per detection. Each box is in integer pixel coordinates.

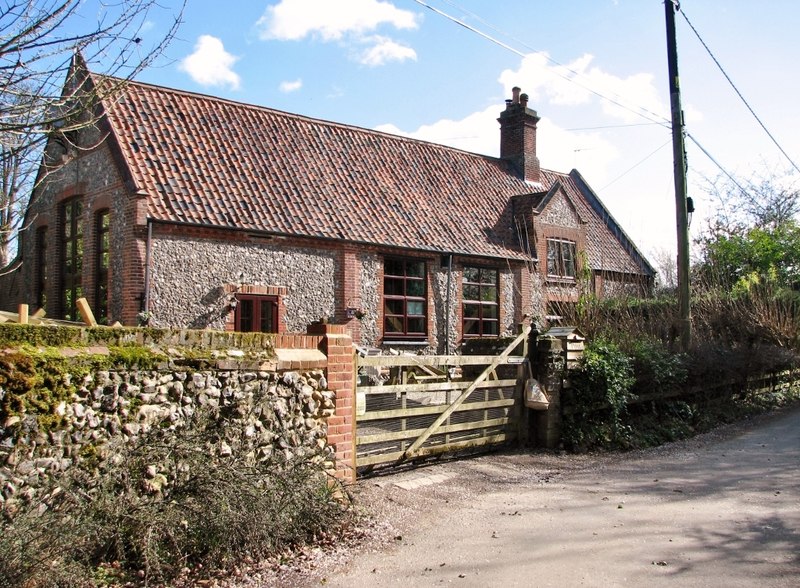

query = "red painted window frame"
[
  {"left": 234, "top": 294, "right": 279, "bottom": 333},
  {"left": 383, "top": 258, "right": 427, "bottom": 340}
]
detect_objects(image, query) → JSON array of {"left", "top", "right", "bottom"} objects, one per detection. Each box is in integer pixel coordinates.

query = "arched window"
[
  {"left": 35, "top": 226, "right": 48, "bottom": 311},
  {"left": 95, "top": 209, "right": 110, "bottom": 323},
  {"left": 60, "top": 197, "right": 83, "bottom": 320}
]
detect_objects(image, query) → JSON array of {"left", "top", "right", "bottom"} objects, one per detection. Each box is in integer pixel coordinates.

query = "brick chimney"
[{"left": 498, "top": 86, "right": 541, "bottom": 183}]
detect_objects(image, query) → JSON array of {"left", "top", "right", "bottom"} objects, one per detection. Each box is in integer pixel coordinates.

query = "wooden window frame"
[
  {"left": 60, "top": 196, "right": 83, "bottom": 321},
  {"left": 383, "top": 258, "right": 427, "bottom": 340},
  {"left": 95, "top": 209, "right": 110, "bottom": 323},
  {"left": 234, "top": 293, "right": 278, "bottom": 333},
  {"left": 462, "top": 266, "right": 500, "bottom": 338},
  {"left": 546, "top": 238, "right": 577, "bottom": 280}
]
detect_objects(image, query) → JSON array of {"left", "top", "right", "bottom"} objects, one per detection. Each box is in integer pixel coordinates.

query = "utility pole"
[{"left": 665, "top": 0, "right": 691, "bottom": 351}]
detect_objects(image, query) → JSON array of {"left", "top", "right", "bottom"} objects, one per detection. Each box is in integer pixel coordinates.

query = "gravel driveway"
[{"left": 315, "top": 406, "right": 800, "bottom": 587}]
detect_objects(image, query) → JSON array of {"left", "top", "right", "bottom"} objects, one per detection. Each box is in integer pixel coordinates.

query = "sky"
[{"left": 94, "top": 0, "right": 800, "bottom": 271}]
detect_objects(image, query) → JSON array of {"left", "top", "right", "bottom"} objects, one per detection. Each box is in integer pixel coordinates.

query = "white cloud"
[
  {"left": 279, "top": 79, "right": 303, "bottom": 93},
  {"left": 376, "top": 106, "right": 499, "bottom": 158},
  {"left": 499, "top": 52, "right": 668, "bottom": 124},
  {"left": 327, "top": 85, "right": 345, "bottom": 99},
  {"left": 179, "top": 35, "right": 241, "bottom": 90},
  {"left": 358, "top": 36, "right": 416, "bottom": 66},
  {"left": 537, "top": 119, "right": 619, "bottom": 182},
  {"left": 376, "top": 105, "right": 617, "bottom": 183},
  {"left": 257, "top": 0, "right": 419, "bottom": 41}
]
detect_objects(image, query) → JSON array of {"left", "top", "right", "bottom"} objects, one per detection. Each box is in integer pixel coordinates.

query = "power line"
[
  {"left": 414, "top": 0, "right": 754, "bottom": 199},
  {"left": 686, "top": 133, "right": 751, "bottom": 197},
  {"left": 598, "top": 139, "right": 672, "bottom": 191},
  {"left": 566, "top": 122, "right": 662, "bottom": 132},
  {"left": 679, "top": 7, "right": 800, "bottom": 175},
  {"left": 411, "top": 0, "right": 671, "bottom": 129}
]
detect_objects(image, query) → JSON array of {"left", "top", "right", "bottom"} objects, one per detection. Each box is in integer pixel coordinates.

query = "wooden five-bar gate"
[{"left": 355, "top": 327, "right": 531, "bottom": 471}]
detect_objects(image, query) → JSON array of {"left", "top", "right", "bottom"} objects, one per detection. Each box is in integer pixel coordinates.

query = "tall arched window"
[
  {"left": 60, "top": 197, "right": 83, "bottom": 320},
  {"left": 95, "top": 209, "right": 110, "bottom": 323},
  {"left": 35, "top": 226, "right": 48, "bottom": 312}
]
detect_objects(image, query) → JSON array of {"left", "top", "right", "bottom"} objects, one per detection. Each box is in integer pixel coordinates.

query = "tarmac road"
[{"left": 324, "top": 406, "right": 800, "bottom": 587}]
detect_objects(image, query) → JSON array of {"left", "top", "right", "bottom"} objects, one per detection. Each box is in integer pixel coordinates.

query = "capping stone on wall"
[{"left": 0, "top": 323, "right": 358, "bottom": 515}]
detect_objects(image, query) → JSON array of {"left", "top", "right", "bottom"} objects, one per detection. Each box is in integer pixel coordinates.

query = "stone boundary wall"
[{"left": 0, "top": 324, "right": 356, "bottom": 514}]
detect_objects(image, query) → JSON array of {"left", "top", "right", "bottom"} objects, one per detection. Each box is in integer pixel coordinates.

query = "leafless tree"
[
  {"left": 0, "top": 0, "right": 184, "bottom": 267},
  {"left": 649, "top": 246, "right": 677, "bottom": 291},
  {"left": 698, "top": 166, "right": 800, "bottom": 238}
]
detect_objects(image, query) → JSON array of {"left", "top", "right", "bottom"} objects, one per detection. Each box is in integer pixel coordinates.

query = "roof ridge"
[{"left": 100, "top": 73, "right": 505, "bottom": 163}]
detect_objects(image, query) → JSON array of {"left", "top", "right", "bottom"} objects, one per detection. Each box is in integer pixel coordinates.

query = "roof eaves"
[
  {"left": 569, "top": 169, "right": 655, "bottom": 276},
  {"left": 533, "top": 180, "right": 563, "bottom": 214},
  {"left": 146, "top": 218, "right": 533, "bottom": 263},
  {"left": 91, "top": 74, "right": 143, "bottom": 194}
]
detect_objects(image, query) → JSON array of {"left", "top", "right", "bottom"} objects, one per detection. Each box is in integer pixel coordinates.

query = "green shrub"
[
  {"left": 628, "top": 338, "right": 687, "bottom": 395},
  {"left": 563, "top": 339, "right": 635, "bottom": 450}
]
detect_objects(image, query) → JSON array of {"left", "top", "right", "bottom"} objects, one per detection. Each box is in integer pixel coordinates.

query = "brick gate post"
[{"left": 308, "top": 323, "right": 356, "bottom": 483}]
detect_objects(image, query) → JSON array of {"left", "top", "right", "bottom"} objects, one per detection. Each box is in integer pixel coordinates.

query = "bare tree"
[
  {"left": 0, "top": 0, "right": 184, "bottom": 266},
  {"left": 649, "top": 246, "right": 677, "bottom": 291},
  {"left": 699, "top": 166, "right": 800, "bottom": 237}
]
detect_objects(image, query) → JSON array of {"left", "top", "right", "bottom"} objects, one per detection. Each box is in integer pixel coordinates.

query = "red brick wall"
[
  {"left": 307, "top": 322, "right": 356, "bottom": 483},
  {"left": 336, "top": 246, "right": 362, "bottom": 343}
]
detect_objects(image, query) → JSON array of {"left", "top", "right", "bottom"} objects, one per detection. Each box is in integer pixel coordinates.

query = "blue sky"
[{"left": 109, "top": 0, "right": 800, "bottom": 264}]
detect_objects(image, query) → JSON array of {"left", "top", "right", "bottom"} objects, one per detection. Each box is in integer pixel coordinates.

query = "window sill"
[
  {"left": 381, "top": 339, "right": 430, "bottom": 346},
  {"left": 546, "top": 277, "right": 577, "bottom": 286}
]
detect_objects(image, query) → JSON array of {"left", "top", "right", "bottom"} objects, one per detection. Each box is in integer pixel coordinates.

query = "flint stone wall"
[
  {"left": 148, "top": 235, "right": 337, "bottom": 331},
  {"left": 0, "top": 365, "right": 335, "bottom": 515}
]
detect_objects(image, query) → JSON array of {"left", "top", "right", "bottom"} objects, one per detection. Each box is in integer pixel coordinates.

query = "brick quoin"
[{"left": 308, "top": 323, "right": 356, "bottom": 483}]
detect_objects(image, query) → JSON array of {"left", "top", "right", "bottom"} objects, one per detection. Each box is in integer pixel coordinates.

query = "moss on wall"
[
  {"left": 0, "top": 324, "right": 280, "bottom": 436},
  {"left": 0, "top": 324, "right": 277, "bottom": 356}
]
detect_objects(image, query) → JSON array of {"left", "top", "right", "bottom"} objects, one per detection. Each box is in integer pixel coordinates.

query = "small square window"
[{"left": 547, "top": 239, "right": 577, "bottom": 279}]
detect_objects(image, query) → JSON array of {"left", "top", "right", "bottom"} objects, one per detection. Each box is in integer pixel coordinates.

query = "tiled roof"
[{"left": 100, "top": 77, "right": 651, "bottom": 274}]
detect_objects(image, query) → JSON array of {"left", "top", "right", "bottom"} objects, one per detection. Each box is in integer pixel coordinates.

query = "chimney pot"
[
  {"left": 512, "top": 86, "right": 521, "bottom": 104},
  {"left": 520, "top": 93, "right": 529, "bottom": 108}
]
